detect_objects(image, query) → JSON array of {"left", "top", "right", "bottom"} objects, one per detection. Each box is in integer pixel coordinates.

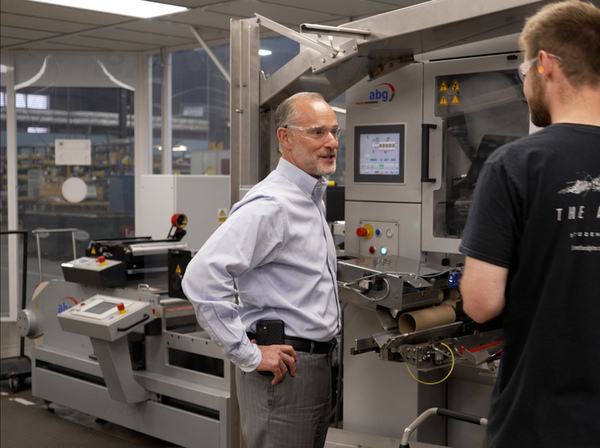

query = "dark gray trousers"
[{"left": 235, "top": 351, "right": 332, "bottom": 448}]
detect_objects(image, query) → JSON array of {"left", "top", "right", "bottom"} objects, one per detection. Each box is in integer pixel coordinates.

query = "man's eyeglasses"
[
  {"left": 284, "top": 125, "right": 341, "bottom": 141},
  {"left": 518, "top": 54, "right": 563, "bottom": 82}
]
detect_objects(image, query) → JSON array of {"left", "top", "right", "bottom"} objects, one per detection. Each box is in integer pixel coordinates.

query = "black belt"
[{"left": 247, "top": 333, "right": 336, "bottom": 355}]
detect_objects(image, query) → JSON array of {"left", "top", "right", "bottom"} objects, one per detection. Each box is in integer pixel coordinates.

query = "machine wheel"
[{"left": 9, "top": 376, "right": 20, "bottom": 393}]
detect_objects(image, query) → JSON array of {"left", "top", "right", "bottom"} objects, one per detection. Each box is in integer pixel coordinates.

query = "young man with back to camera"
[{"left": 459, "top": 1, "right": 600, "bottom": 447}]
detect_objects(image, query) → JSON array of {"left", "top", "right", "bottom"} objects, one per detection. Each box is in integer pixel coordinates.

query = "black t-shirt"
[{"left": 459, "top": 123, "right": 600, "bottom": 448}]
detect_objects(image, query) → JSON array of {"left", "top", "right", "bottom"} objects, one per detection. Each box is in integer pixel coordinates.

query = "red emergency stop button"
[
  {"left": 117, "top": 303, "right": 125, "bottom": 312},
  {"left": 356, "top": 224, "right": 374, "bottom": 239},
  {"left": 98, "top": 256, "right": 106, "bottom": 265}
]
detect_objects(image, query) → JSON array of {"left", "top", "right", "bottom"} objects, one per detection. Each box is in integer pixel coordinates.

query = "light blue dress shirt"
[{"left": 182, "top": 158, "right": 340, "bottom": 372}]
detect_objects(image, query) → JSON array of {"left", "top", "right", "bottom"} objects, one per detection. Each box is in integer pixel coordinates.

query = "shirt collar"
[{"left": 277, "top": 158, "right": 328, "bottom": 202}]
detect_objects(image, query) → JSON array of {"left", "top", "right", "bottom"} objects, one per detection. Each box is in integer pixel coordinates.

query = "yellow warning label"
[
  {"left": 451, "top": 94, "right": 461, "bottom": 105},
  {"left": 439, "top": 81, "right": 448, "bottom": 92},
  {"left": 439, "top": 94, "right": 448, "bottom": 106},
  {"left": 451, "top": 80, "right": 461, "bottom": 91},
  {"left": 218, "top": 208, "right": 228, "bottom": 224},
  {"left": 175, "top": 264, "right": 182, "bottom": 274},
  {"left": 91, "top": 247, "right": 96, "bottom": 255}
]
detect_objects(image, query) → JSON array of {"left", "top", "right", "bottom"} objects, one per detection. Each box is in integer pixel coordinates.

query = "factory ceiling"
[{"left": 1, "top": 0, "right": 426, "bottom": 54}]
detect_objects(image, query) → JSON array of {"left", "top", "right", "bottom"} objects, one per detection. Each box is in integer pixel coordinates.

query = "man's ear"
[{"left": 277, "top": 127, "right": 293, "bottom": 151}]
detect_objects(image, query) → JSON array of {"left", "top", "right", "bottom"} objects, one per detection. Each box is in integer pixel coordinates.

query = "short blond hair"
[{"left": 519, "top": 0, "right": 600, "bottom": 88}]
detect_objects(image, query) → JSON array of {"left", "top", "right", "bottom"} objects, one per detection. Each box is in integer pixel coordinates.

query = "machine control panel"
[
  {"left": 58, "top": 294, "right": 152, "bottom": 341},
  {"left": 357, "top": 220, "right": 399, "bottom": 256},
  {"left": 61, "top": 256, "right": 127, "bottom": 288}
]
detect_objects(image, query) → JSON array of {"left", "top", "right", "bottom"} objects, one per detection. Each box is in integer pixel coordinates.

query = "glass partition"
[
  {"left": 6, "top": 54, "right": 136, "bottom": 301},
  {"left": 2, "top": 37, "right": 342, "bottom": 319}
]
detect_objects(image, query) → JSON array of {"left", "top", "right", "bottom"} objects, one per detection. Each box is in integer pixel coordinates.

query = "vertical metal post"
[
  {"left": 6, "top": 51, "right": 19, "bottom": 321},
  {"left": 230, "top": 18, "right": 261, "bottom": 205},
  {"left": 161, "top": 48, "right": 172, "bottom": 174},
  {"left": 134, "top": 53, "right": 153, "bottom": 233}
]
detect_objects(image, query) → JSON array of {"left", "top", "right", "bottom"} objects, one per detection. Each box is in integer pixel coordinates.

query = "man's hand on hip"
[{"left": 254, "top": 342, "right": 298, "bottom": 385}]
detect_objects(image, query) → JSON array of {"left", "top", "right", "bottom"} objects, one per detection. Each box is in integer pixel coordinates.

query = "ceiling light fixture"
[{"left": 25, "top": 0, "right": 187, "bottom": 19}]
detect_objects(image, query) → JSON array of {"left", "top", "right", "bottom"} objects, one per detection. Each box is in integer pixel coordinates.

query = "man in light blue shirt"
[{"left": 182, "top": 92, "right": 341, "bottom": 448}]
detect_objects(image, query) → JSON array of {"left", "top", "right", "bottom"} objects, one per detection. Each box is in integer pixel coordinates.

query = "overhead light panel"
[{"left": 25, "top": 0, "right": 187, "bottom": 19}]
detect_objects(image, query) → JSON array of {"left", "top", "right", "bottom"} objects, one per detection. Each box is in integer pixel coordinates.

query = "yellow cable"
[{"left": 405, "top": 342, "right": 455, "bottom": 385}]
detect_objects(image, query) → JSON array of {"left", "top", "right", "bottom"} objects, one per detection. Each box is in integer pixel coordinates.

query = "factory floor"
[{"left": 2, "top": 321, "right": 446, "bottom": 448}]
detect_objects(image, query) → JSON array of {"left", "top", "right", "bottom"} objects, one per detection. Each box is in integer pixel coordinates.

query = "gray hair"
[
  {"left": 274, "top": 92, "right": 325, "bottom": 153},
  {"left": 274, "top": 92, "right": 325, "bottom": 128}
]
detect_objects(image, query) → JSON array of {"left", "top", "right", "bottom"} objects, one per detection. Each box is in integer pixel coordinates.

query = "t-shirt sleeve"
[{"left": 459, "top": 159, "right": 521, "bottom": 269}]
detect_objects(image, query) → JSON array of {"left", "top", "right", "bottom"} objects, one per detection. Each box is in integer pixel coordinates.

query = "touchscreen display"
[
  {"left": 354, "top": 124, "right": 405, "bottom": 183},
  {"left": 86, "top": 300, "right": 118, "bottom": 315}
]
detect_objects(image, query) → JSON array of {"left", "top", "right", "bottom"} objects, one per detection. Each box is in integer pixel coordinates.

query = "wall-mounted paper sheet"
[{"left": 55, "top": 139, "right": 91, "bottom": 166}]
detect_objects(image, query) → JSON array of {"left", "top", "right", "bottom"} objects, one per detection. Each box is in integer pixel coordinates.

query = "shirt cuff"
[{"left": 235, "top": 343, "right": 262, "bottom": 372}]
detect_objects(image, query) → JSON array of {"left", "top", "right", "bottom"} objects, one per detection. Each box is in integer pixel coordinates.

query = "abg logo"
[{"left": 359, "top": 83, "right": 396, "bottom": 105}]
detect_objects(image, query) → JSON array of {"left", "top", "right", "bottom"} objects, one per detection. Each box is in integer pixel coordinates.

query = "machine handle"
[
  {"left": 117, "top": 314, "right": 150, "bottom": 332},
  {"left": 436, "top": 408, "right": 487, "bottom": 426},
  {"left": 398, "top": 407, "right": 487, "bottom": 447},
  {"left": 421, "top": 123, "right": 437, "bottom": 183}
]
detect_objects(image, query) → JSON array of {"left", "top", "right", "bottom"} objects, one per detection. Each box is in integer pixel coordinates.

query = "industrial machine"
[
  {"left": 15, "top": 1, "right": 592, "bottom": 447},
  {"left": 17, "top": 219, "right": 239, "bottom": 448},
  {"left": 228, "top": 0, "right": 557, "bottom": 446},
  {"left": 336, "top": 39, "right": 526, "bottom": 447}
]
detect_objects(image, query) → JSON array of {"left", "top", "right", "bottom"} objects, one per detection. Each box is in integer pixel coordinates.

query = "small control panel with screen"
[
  {"left": 354, "top": 124, "right": 406, "bottom": 184},
  {"left": 69, "top": 295, "right": 135, "bottom": 320},
  {"left": 58, "top": 294, "right": 152, "bottom": 341}
]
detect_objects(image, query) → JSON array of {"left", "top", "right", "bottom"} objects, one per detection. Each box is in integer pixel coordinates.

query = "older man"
[{"left": 183, "top": 92, "right": 341, "bottom": 448}]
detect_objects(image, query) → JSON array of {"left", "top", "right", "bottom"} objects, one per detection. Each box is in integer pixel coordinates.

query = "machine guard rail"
[{"left": 399, "top": 407, "right": 487, "bottom": 448}]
